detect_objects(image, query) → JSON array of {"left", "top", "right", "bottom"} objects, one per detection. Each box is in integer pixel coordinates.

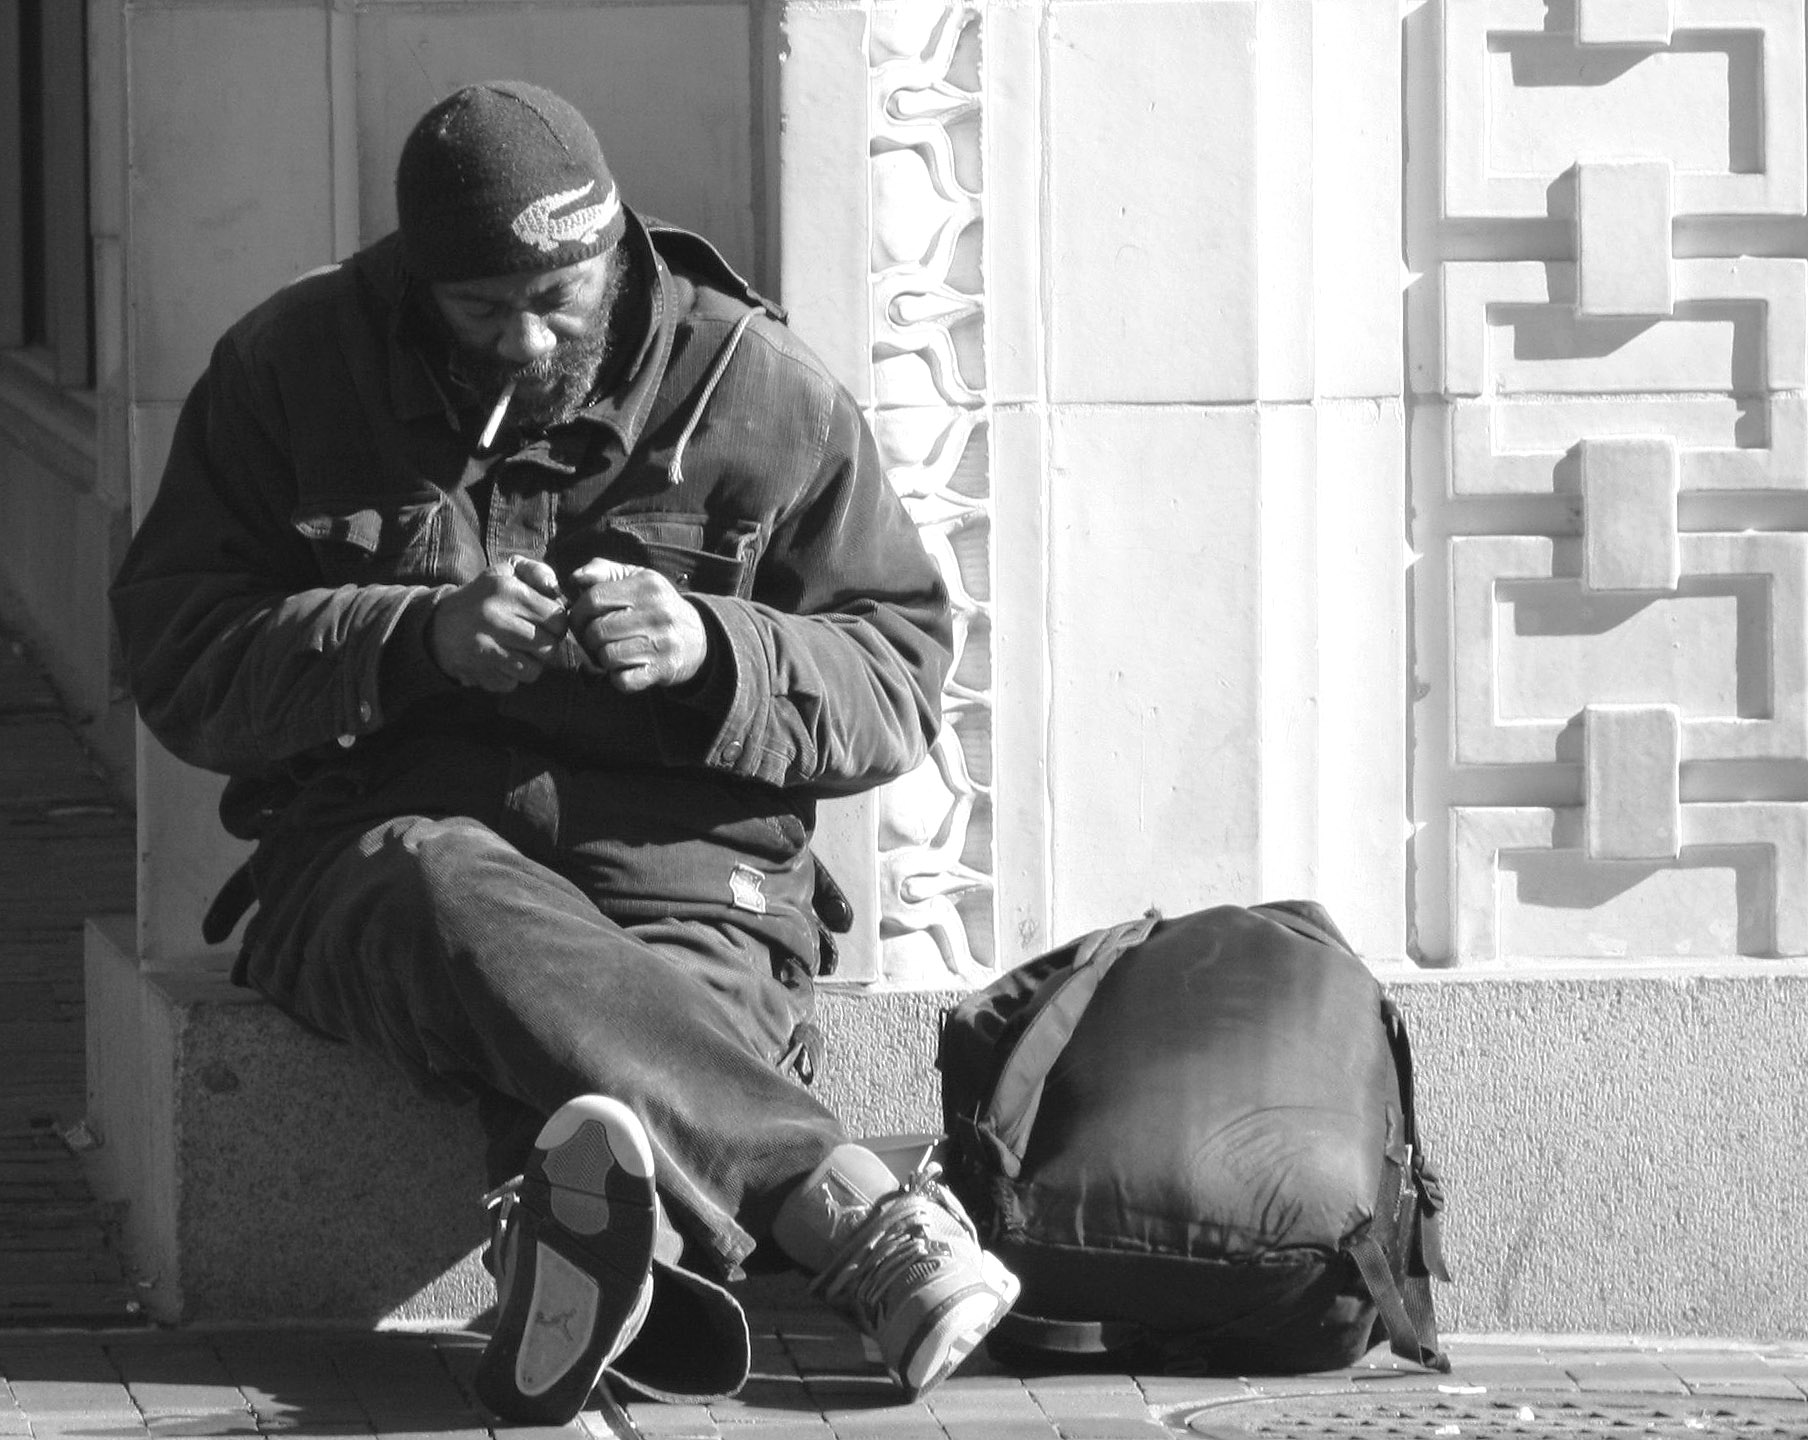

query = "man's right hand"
[{"left": 426, "top": 558, "right": 569, "bottom": 692}]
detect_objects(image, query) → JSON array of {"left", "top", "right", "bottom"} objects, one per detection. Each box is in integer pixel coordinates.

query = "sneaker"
[
  {"left": 474, "top": 1095, "right": 658, "bottom": 1424},
  {"left": 778, "top": 1144, "right": 1019, "bottom": 1400}
]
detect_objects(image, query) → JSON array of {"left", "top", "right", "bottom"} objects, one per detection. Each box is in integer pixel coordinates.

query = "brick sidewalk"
[
  {"left": 0, "top": 630, "right": 139, "bottom": 1326},
  {"left": 2, "top": 1288, "right": 1807, "bottom": 1440}
]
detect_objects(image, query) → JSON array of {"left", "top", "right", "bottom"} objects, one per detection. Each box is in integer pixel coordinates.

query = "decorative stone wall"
[
  {"left": 866, "top": 3, "right": 997, "bottom": 984},
  {"left": 1407, "top": 0, "right": 1808, "bottom": 963}
]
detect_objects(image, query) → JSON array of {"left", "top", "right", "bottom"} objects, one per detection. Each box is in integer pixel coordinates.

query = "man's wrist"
[
  {"left": 666, "top": 599, "right": 730, "bottom": 711},
  {"left": 383, "top": 588, "right": 463, "bottom": 707}
]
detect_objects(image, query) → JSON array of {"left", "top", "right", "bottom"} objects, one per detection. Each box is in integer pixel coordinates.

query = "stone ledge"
[
  {"left": 87, "top": 917, "right": 1808, "bottom": 1337},
  {"left": 85, "top": 917, "right": 490, "bottom": 1325},
  {"left": 815, "top": 966, "right": 1808, "bottom": 1340}
]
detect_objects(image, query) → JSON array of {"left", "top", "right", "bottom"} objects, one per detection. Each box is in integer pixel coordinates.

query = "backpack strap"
[
  {"left": 1346, "top": 1160, "right": 1451, "bottom": 1373},
  {"left": 1343, "top": 1000, "right": 1451, "bottom": 1372},
  {"left": 1383, "top": 1001, "right": 1452, "bottom": 1285},
  {"left": 978, "top": 911, "right": 1161, "bottom": 1178}
]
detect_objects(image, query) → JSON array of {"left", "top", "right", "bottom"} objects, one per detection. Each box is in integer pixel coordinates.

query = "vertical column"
[
  {"left": 0, "top": 2, "right": 18, "bottom": 348},
  {"left": 1256, "top": 0, "right": 1407, "bottom": 953},
  {"left": 984, "top": 2, "right": 1053, "bottom": 969},
  {"left": 868, "top": 5, "right": 997, "bottom": 984},
  {"left": 124, "top": 0, "right": 349, "bottom": 966},
  {"left": 1043, "top": 0, "right": 1265, "bottom": 941},
  {"left": 782, "top": 1, "right": 1001, "bottom": 986},
  {"left": 780, "top": 3, "right": 883, "bottom": 981},
  {"left": 789, "top": 1, "right": 1410, "bottom": 975},
  {"left": 39, "top": 2, "right": 90, "bottom": 386}
]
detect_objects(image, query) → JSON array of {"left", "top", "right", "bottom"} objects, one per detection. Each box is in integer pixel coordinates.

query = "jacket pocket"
[
  {"left": 592, "top": 513, "right": 764, "bottom": 598},
  {"left": 292, "top": 494, "right": 446, "bottom": 583}
]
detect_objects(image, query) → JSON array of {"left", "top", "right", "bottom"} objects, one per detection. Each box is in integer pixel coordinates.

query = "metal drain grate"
[{"left": 1178, "top": 1391, "right": 1808, "bottom": 1439}]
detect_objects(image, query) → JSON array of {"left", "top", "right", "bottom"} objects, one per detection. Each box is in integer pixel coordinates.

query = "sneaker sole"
[
  {"left": 475, "top": 1095, "right": 658, "bottom": 1424},
  {"left": 897, "top": 1255, "right": 1022, "bottom": 1400}
]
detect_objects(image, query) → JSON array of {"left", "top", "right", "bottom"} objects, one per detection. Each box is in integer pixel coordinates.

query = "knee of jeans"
[{"left": 381, "top": 816, "right": 555, "bottom": 936}]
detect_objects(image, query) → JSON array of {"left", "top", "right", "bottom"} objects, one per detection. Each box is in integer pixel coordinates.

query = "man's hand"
[
  {"left": 567, "top": 558, "right": 709, "bottom": 693},
  {"left": 427, "top": 557, "right": 569, "bottom": 692}
]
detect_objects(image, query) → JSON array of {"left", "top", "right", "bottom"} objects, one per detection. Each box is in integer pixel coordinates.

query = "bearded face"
[{"left": 430, "top": 245, "right": 629, "bottom": 429}]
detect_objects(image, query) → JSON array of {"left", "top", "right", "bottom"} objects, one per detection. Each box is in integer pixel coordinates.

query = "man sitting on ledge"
[{"left": 109, "top": 80, "right": 1018, "bottom": 1422}]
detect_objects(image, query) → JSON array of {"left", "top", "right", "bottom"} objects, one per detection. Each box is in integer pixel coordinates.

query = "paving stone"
[
  {"left": 110, "top": 1342, "right": 244, "bottom": 1419},
  {"left": 1023, "top": 1373, "right": 1142, "bottom": 1395},
  {"left": 1554, "top": 1354, "right": 1691, "bottom": 1394},
  {"left": 129, "top": 1387, "right": 255, "bottom": 1421},
  {"left": 1031, "top": 1387, "right": 1151, "bottom": 1419},
  {"left": 723, "top": 1375, "right": 816, "bottom": 1411},
  {"left": 925, "top": 1387, "right": 1042, "bottom": 1420},
  {"left": 923, "top": 1371, "right": 1036, "bottom": 1395},
  {"left": 1756, "top": 1362, "right": 1808, "bottom": 1400},
  {"left": 142, "top": 1412, "right": 263, "bottom": 1435},
  {"left": 30, "top": 1423, "right": 151, "bottom": 1440},
  {"left": 1434, "top": 1355, "right": 1574, "bottom": 1390},
  {"left": 812, "top": 1417, "right": 944, "bottom": 1440},
  {"left": 248, "top": 1399, "right": 372, "bottom": 1431},
  {"left": 1681, "top": 1378, "right": 1808, "bottom": 1402},
  {"left": 1240, "top": 1372, "right": 1364, "bottom": 1398},
  {"left": 1657, "top": 1349, "right": 1808, "bottom": 1399},
  {"left": 0, "top": 1377, "right": 139, "bottom": 1418},
  {"left": 714, "top": 1400, "right": 824, "bottom": 1426},
  {"left": 802, "top": 1376, "right": 896, "bottom": 1407},
  {"left": 623, "top": 1401, "right": 720, "bottom": 1437},
  {"left": 939, "top": 1424, "right": 1056, "bottom": 1440},
  {"left": 750, "top": 1340, "right": 801, "bottom": 1371},
  {"left": 1130, "top": 1375, "right": 1254, "bottom": 1408}
]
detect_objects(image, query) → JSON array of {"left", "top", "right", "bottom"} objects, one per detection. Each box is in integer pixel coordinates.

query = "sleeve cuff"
[
  {"left": 667, "top": 597, "right": 735, "bottom": 715},
  {"left": 378, "top": 587, "right": 461, "bottom": 717}
]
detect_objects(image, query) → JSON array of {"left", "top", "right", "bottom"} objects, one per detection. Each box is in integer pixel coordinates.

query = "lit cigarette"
[{"left": 478, "top": 379, "right": 516, "bottom": 450}]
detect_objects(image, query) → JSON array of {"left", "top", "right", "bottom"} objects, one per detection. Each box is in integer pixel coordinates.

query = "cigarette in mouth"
[{"left": 478, "top": 379, "right": 517, "bottom": 450}]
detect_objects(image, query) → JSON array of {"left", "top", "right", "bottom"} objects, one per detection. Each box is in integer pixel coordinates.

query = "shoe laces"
[
  {"left": 482, "top": 1176, "right": 523, "bottom": 1267},
  {"left": 812, "top": 1157, "right": 977, "bottom": 1326},
  {"left": 483, "top": 1176, "right": 522, "bottom": 1222}
]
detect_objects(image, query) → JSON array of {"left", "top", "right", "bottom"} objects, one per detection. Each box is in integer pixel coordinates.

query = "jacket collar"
[{"left": 565, "top": 207, "right": 673, "bottom": 452}]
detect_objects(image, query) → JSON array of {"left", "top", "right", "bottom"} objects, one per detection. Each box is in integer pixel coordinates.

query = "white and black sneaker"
[
  {"left": 474, "top": 1095, "right": 658, "bottom": 1424},
  {"left": 775, "top": 1143, "right": 1019, "bottom": 1400}
]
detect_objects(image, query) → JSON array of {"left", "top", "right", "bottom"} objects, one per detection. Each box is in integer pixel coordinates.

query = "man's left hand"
[{"left": 567, "top": 559, "right": 709, "bottom": 693}]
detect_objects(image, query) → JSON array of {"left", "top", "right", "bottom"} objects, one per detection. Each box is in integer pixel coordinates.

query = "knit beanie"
[{"left": 395, "top": 81, "right": 627, "bottom": 282}]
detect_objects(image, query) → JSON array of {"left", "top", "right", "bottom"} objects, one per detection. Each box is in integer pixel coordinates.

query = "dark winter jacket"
[{"left": 110, "top": 210, "right": 951, "bottom": 962}]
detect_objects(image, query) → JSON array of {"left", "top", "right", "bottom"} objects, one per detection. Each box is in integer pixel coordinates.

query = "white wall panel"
[
  {"left": 1046, "top": 1, "right": 1259, "bottom": 404},
  {"left": 128, "top": 4, "right": 338, "bottom": 402},
  {"left": 1046, "top": 405, "right": 1262, "bottom": 938}
]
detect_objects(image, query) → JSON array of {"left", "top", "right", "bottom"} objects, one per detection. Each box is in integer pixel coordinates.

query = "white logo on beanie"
[{"left": 511, "top": 180, "right": 620, "bottom": 253}]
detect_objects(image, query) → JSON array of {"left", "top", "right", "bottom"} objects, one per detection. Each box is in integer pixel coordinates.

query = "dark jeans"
[{"left": 236, "top": 741, "right": 848, "bottom": 1277}]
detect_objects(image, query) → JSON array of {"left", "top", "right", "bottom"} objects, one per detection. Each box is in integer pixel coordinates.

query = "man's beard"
[{"left": 447, "top": 250, "right": 629, "bottom": 429}]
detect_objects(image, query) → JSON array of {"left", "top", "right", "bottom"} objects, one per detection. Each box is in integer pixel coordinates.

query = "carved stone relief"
[
  {"left": 1410, "top": 0, "right": 1808, "bottom": 961},
  {"left": 867, "top": 3, "right": 996, "bottom": 983}
]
